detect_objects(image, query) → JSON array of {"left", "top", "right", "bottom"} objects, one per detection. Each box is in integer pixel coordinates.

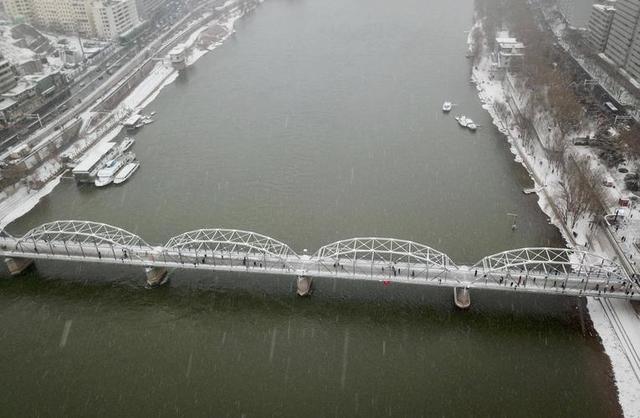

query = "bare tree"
[
  {"left": 557, "top": 172, "right": 589, "bottom": 229},
  {"left": 619, "top": 124, "right": 640, "bottom": 160}
]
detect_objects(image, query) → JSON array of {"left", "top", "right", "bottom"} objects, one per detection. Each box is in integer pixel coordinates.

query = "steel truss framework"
[
  {"left": 314, "top": 238, "right": 457, "bottom": 271},
  {"left": 4, "top": 221, "right": 638, "bottom": 293},
  {"left": 165, "top": 229, "right": 298, "bottom": 260},
  {"left": 17, "top": 220, "right": 149, "bottom": 248},
  {"left": 473, "top": 247, "right": 632, "bottom": 287}
]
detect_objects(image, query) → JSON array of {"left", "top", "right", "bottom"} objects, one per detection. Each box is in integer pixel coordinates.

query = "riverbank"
[
  {"left": 0, "top": 0, "right": 261, "bottom": 230},
  {"left": 470, "top": 21, "right": 640, "bottom": 418}
]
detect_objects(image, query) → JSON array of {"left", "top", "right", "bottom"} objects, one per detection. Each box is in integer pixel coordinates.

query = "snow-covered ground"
[
  {"left": 0, "top": 27, "right": 36, "bottom": 64},
  {"left": 471, "top": 29, "right": 640, "bottom": 418},
  {"left": 0, "top": 174, "right": 63, "bottom": 230},
  {"left": 0, "top": 23, "right": 109, "bottom": 75},
  {"left": 0, "top": 0, "right": 263, "bottom": 230}
]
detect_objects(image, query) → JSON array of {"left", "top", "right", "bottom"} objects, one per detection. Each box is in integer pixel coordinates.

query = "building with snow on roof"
[{"left": 494, "top": 31, "right": 525, "bottom": 73}]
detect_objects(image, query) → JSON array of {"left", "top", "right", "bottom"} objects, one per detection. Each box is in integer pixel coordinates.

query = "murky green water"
[{"left": 0, "top": 0, "right": 621, "bottom": 416}]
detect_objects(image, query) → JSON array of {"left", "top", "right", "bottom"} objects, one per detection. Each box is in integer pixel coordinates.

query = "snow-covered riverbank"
[
  {"left": 471, "top": 29, "right": 640, "bottom": 418},
  {"left": 0, "top": 0, "right": 261, "bottom": 230}
]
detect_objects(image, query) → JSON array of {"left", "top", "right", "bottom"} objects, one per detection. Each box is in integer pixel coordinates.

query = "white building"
[
  {"left": 495, "top": 31, "right": 525, "bottom": 71},
  {"left": 2, "top": 0, "right": 33, "bottom": 23},
  {"left": 0, "top": 54, "right": 17, "bottom": 94},
  {"left": 588, "top": 2, "right": 616, "bottom": 52},
  {"left": 604, "top": 0, "right": 640, "bottom": 67},
  {"left": 3, "top": 0, "right": 96, "bottom": 37},
  {"left": 135, "top": 0, "right": 167, "bottom": 20},
  {"left": 169, "top": 44, "right": 186, "bottom": 69},
  {"left": 3, "top": 0, "right": 143, "bottom": 39},
  {"left": 92, "top": 0, "right": 140, "bottom": 40}
]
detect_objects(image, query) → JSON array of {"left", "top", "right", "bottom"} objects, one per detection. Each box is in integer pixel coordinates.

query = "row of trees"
[{"left": 476, "top": 0, "right": 611, "bottom": 233}]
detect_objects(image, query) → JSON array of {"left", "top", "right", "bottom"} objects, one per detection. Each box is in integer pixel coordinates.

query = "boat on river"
[
  {"left": 119, "top": 137, "right": 135, "bottom": 152},
  {"left": 113, "top": 161, "right": 140, "bottom": 185},
  {"left": 123, "top": 114, "right": 142, "bottom": 131},
  {"left": 467, "top": 120, "right": 477, "bottom": 131},
  {"left": 95, "top": 152, "right": 135, "bottom": 187},
  {"left": 455, "top": 115, "right": 469, "bottom": 127},
  {"left": 442, "top": 101, "right": 452, "bottom": 112},
  {"left": 455, "top": 115, "right": 477, "bottom": 131}
]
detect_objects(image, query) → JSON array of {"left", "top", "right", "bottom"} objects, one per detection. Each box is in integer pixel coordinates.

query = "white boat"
[
  {"left": 456, "top": 115, "right": 469, "bottom": 127},
  {"left": 95, "top": 159, "right": 122, "bottom": 187},
  {"left": 150, "top": 111, "right": 156, "bottom": 116},
  {"left": 442, "top": 101, "right": 452, "bottom": 112},
  {"left": 94, "top": 153, "right": 135, "bottom": 187},
  {"left": 119, "top": 137, "right": 135, "bottom": 152},
  {"left": 123, "top": 114, "right": 142, "bottom": 131},
  {"left": 94, "top": 176, "right": 112, "bottom": 187},
  {"left": 113, "top": 161, "right": 140, "bottom": 185},
  {"left": 467, "top": 120, "right": 477, "bottom": 131}
]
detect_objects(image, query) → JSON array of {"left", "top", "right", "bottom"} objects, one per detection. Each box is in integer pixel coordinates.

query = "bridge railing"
[
  {"left": 2, "top": 222, "right": 639, "bottom": 297},
  {"left": 472, "top": 247, "right": 639, "bottom": 296}
]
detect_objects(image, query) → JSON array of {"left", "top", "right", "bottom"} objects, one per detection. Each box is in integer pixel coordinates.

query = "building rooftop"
[
  {"left": 593, "top": 4, "right": 616, "bottom": 12},
  {"left": 495, "top": 30, "right": 518, "bottom": 45},
  {"left": 2, "top": 79, "right": 34, "bottom": 97},
  {"left": 73, "top": 142, "right": 116, "bottom": 173},
  {"left": 0, "top": 97, "right": 17, "bottom": 111},
  {"left": 123, "top": 114, "right": 141, "bottom": 126},
  {"left": 499, "top": 41, "right": 525, "bottom": 49}
]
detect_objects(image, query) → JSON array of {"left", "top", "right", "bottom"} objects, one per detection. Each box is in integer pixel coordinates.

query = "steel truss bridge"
[{"left": 0, "top": 220, "right": 639, "bottom": 300}]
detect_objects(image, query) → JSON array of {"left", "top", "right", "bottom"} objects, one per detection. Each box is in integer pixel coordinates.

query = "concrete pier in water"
[{"left": 4, "top": 257, "right": 34, "bottom": 276}]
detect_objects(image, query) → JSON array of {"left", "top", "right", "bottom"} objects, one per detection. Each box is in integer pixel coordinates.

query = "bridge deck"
[{"left": 1, "top": 236, "right": 638, "bottom": 300}]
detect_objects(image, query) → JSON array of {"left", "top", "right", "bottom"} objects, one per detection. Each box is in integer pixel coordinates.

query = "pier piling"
[{"left": 4, "top": 257, "right": 34, "bottom": 276}]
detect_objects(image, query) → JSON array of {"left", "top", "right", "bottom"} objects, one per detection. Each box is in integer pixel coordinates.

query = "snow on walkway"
[
  {"left": 472, "top": 38, "right": 640, "bottom": 418},
  {"left": 0, "top": 174, "right": 63, "bottom": 230}
]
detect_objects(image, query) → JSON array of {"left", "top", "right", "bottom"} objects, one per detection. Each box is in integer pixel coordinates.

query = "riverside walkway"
[{"left": 1, "top": 220, "right": 639, "bottom": 301}]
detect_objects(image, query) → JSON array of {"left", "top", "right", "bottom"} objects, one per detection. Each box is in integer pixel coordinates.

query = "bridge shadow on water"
[
  {"left": 0, "top": 258, "right": 624, "bottom": 418},
  {"left": 0, "top": 257, "right": 591, "bottom": 327}
]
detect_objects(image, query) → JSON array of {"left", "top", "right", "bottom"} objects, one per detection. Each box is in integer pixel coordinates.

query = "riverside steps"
[{"left": 1, "top": 221, "right": 639, "bottom": 305}]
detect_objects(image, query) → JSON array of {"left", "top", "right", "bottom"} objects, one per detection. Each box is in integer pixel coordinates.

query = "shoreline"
[
  {"left": 470, "top": 23, "right": 640, "bottom": 418},
  {"left": 0, "top": 0, "right": 259, "bottom": 230},
  {"left": 0, "top": 2, "right": 637, "bottom": 414}
]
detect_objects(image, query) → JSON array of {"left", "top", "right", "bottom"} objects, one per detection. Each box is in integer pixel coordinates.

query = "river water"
[{"left": 0, "top": 0, "right": 622, "bottom": 416}]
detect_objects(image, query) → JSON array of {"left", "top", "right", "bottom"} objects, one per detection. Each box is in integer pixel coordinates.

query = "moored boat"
[
  {"left": 94, "top": 152, "right": 135, "bottom": 187},
  {"left": 119, "top": 137, "right": 135, "bottom": 152},
  {"left": 113, "top": 161, "right": 140, "bottom": 185},
  {"left": 123, "top": 114, "right": 142, "bottom": 131},
  {"left": 467, "top": 120, "right": 477, "bottom": 131},
  {"left": 456, "top": 115, "right": 469, "bottom": 127},
  {"left": 94, "top": 158, "right": 123, "bottom": 187},
  {"left": 94, "top": 176, "right": 113, "bottom": 187}
]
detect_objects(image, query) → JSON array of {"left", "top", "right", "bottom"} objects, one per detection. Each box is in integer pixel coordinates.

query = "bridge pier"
[
  {"left": 4, "top": 257, "right": 34, "bottom": 276},
  {"left": 454, "top": 287, "right": 471, "bottom": 310},
  {"left": 145, "top": 266, "right": 168, "bottom": 288},
  {"left": 296, "top": 276, "right": 313, "bottom": 297}
]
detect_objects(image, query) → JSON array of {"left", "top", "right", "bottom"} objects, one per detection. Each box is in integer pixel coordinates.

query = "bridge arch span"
[
  {"left": 165, "top": 229, "right": 299, "bottom": 260},
  {"left": 314, "top": 238, "right": 457, "bottom": 271},
  {"left": 17, "top": 220, "right": 150, "bottom": 248},
  {"left": 473, "top": 247, "right": 634, "bottom": 289}
]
